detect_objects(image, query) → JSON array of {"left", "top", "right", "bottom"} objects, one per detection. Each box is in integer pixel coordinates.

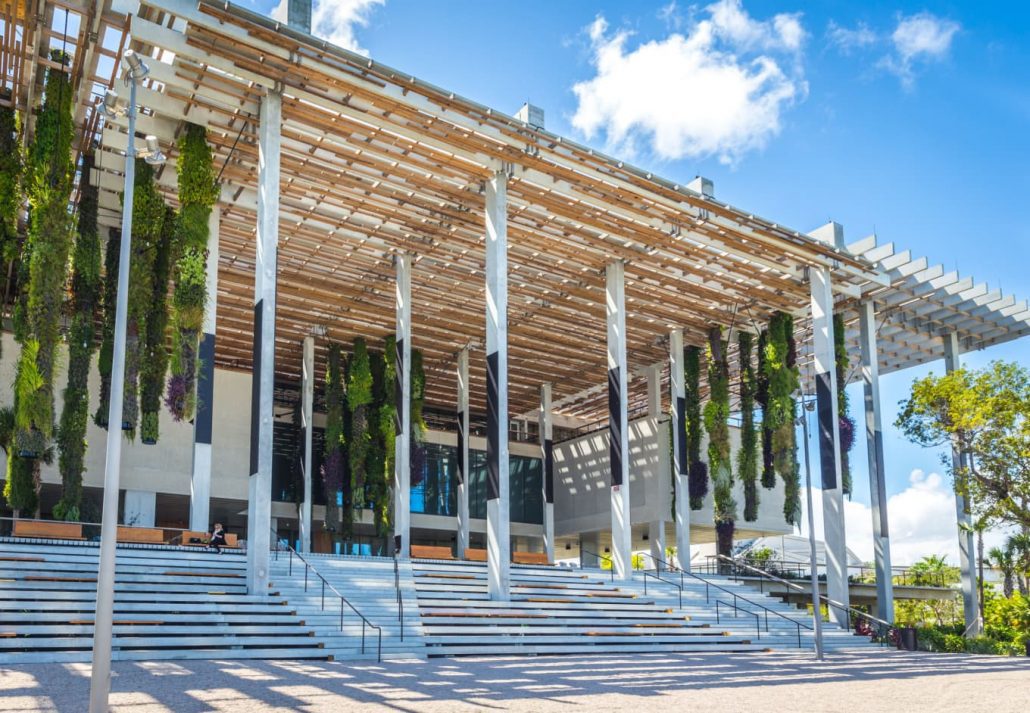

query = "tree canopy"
[{"left": 895, "top": 360, "right": 1030, "bottom": 532}]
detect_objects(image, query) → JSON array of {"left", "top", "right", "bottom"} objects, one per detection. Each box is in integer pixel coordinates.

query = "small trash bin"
[
  {"left": 1024, "top": 640, "right": 1030, "bottom": 657},
  {"left": 896, "top": 627, "right": 917, "bottom": 651}
]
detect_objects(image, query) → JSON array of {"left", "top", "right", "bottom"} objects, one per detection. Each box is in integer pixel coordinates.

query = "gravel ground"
[{"left": 2, "top": 649, "right": 1029, "bottom": 713}]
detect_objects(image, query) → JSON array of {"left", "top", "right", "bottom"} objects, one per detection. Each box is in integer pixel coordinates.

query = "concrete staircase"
[
  {"left": 268, "top": 551, "right": 426, "bottom": 660},
  {"left": 0, "top": 538, "right": 329, "bottom": 664},
  {"left": 616, "top": 568, "right": 883, "bottom": 653},
  {"left": 410, "top": 559, "right": 768, "bottom": 656}
]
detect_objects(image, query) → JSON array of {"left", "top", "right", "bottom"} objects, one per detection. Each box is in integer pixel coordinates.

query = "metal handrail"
[
  {"left": 271, "top": 532, "right": 383, "bottom": 662},
  {"left": 647, "top": 553, "right": 810, "bottom": 648},
  {"left": 706, "top": 555, "right": 948, "bottom": 588},
  {"left": 713, "top": 554, "right": 896, "bottom": 644},
  {"left": 642, "top": 569, "right": 682, "bottom": 609},
  {"left": 578, "top": 548, "right": 615, "bottom": 582}
]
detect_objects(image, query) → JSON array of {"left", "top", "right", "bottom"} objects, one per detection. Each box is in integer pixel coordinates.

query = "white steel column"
[
  {"left": 246, "top": 88, "right": 281, "bottom": 595},
  {"left": 189, "top": 209, "right": 219, "bottom": 532},
  {"left": 670, "top": 329, "right": 690, "bottom": 571},
  {"left": 944, "top": 332, "right": 980, "bottom": 635},
  {"left": 485, "top": 168, "right": 511, "bottom": 600},
  {"left": 648, "top": 521, "right": 665, "bottom": 570},
  {"left": 646, "top": 364, "right": 662, "bottom": 417},
  {"left": 300, "top": 335, "right": 314, "bottom": 553},
  {"left": 540, "top": 383, "right": 555, "bottom": 563},
  {"left": 607, "top": 260, "right": 632, "bottom": 581},
  {"left": 859, "top": 300, "right": 894, "bottom": 622},
  {"left": 808, "top": 223, "right": 848, "bottom": 626},
  {"left": 456, "top": 347, "right": 470, "bottom": 558},
  {"left": 394, "top": 253, "right": 412, "bottom": 558}
]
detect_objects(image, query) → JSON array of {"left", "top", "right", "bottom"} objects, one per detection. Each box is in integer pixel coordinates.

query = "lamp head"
[
  {"left": 142, "top": 135, "right": 166, "bottom": 165},
  {"left": 122, "top": 50, "right": 149, "bottom": 81}
]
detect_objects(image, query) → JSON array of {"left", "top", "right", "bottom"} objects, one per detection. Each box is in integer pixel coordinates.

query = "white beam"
[
  {"left": 485, "top": 168, "right": 511, "bottom": 600},
  {"left": 245, "top": 89, "right": 281, "bottom": 596},
  {"left": 394, "top": 252, "right": 412, "bottom": 558},
  {"left": 943, "top": 332, "right": 981, "bottom": 636},
  {"left": 189, "top": 209, "right": 219, "bottom": 532},
  {"left": 670, "top": 328, "right": 690, "bottom": 571},
  {"left": 607, "top": 260, "right": 632, "bottom": 581},
  {"left": 300, "top": 334, "right": 314, "bottom": 553},
  {"left": 859, "top": 300, "right": 894, "bottom": 622},
  {"left": 456, "top": 347, "right": 470, "bottom": 558}
]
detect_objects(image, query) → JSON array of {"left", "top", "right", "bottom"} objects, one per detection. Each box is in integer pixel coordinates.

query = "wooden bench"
[
  {"left": 12, "top": 521, "right": 84, "bottom": 540},
  {"left": 178, "top": 531, "right": 239, "bottom": 549},
  {"left": 513, "top": 552, "right": 551, "bottom": 566},
  {"left": 411, "top": 545, "right": 454, "bottom": 560},
  {"left": 464, "top": 548, "right": 487, "bottom": 562},
  {"left": 116, "top": 526, "right": 166, "bottom": 544}
]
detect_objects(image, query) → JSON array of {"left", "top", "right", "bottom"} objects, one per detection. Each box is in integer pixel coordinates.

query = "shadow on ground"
[{"left": 2, "top": 649, "right": 1030, "bottom": 712}]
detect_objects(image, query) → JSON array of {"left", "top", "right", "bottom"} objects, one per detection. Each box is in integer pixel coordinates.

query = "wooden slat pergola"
[{"left": 5, "top": 0, "right": 886, "bottom": 422}]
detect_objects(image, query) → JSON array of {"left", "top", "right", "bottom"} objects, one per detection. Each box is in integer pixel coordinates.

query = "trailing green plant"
[
  {"left": 764, "top": 311, "right": 801, "bottom": 525},
  {"left": 738, "top": 331, "right": 759, "bottom": 522},
  {"left": 410, "top": 348, "right": 427, "bottom": 487},
  {"left": 756, "top": 329, "right": 776, "bottom": 489},
  {"left": 94, "top": 228, "right": 120, "bottom": 427},
  {"left": 167, "top": 123, "right": 218, "bottom": 421},
  {"left": 121, "top": 159, "right": 166, "bottom": 438},
  {"left": 321, "top": 342, "right": 346, "bottom": 542},
  {"left": 140, "top": 206, "right": 178, "bottom": 444},
  {"left": 685, "top": 344, "right": 707, "bottom": 509},
  {"left": 6, "top": 51, "right": 73, "bottom": 515},
  {"left": 0, "top": 91, "right": 22, "bottom": 342},
  {"left": 348, "top": 337, "right": 373, "bottom": 506},
  {"left": 55, "top": 153, "right": 101, "bottom": 520},
  {"left": 366, "top": 349, "right": 389, "bottom": 541},
  {"left": 834, "top": 313, "right": 855, "bottom": 497},
  {"left": 704, "top": 327, "right": 736, "bottom": 558}
]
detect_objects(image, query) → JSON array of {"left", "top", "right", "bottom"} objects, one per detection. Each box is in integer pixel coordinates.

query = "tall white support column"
[
  {"left": 189, "top": 209, "right": 219, "bottom": 532},
  {"left": 485, "top": 168, "right": 511, "bottom": 600},
  {"left": 646, "top": 364, "right": 662, "bottom": 417},
  {"left": 808, "top": 221, "right": 849, "bottom": 626},
  {"left": 246, "top": 88, "right": 281, "bottom": 595},
  {"left": 540, "top": 383, "right": 555, "bottom": 563},
  {"left": 456, "top": 347, "right": 470, "bottom": 558},
  {"left": 394, "top": 253, "right": 412, "bottom": 558},
  {"left": 670, "top": 329, "right": 690, "bottom": 571},
  {"left": 300, "top": 335, "right": 314, "bottom": 553},
  {"left": 648, "top": 521, "right": 665, "bottom": 570},
  {"left": 607, "top": 260, "right": 632, "bottom": 581},
  {"left": 859, "top": 300, "right": 894, "bottom": 622},
  {"left": 944, "top": 332, "right": 980, "bottom": 635}
]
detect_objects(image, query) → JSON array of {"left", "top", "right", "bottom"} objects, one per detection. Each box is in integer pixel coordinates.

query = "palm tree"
[
  {"left": 1008, "top": 533, "right": 1030, "bottom": 596},
  {"left": 987, "top": 545, "right": 1016, "bottom": 597}
]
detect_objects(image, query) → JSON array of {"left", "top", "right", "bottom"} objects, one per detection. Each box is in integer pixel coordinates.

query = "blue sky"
[{"left": 248, "top": 0, "right": 1029, "bottom": 561}]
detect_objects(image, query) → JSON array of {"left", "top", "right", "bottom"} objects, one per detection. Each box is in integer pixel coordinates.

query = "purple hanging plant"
[
  {"left": 688, "top": 460, "right": 709, "bottom": 510},
  {"left": 164, "top": 374, "right": 189, "bottom": 419}
]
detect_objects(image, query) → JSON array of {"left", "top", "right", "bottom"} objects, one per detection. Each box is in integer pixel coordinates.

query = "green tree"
[
  {"left": 895, "top": 360, "right": 1030, "bottom": 532},
  {"left": 895, "top": 554, "right": 962, "bottom": 628}
]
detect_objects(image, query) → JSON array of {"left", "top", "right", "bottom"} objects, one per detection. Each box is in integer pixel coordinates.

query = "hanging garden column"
[
  {"left": 669, "top": 328, "right": 690, "bottom": 571},
  {"left": 808, "top": 222, "right": 849, "bottom": 626},
  {"left": 485, "top": 167, "right": 511, "bottom": 600},
  {"left": 607, "top": 260, "right": 632, "bottom": 581},
  {"left": 394, "top": 252, "right": 412, "bottom": 558},
  {"left": 859, "top": 300, "right": 894, "bottom": 622},
  {"left": 944, "top": 331, "right": 981, "bottom": 635},
  {"left": 646, "top": 363, "right": 665, "bottom": 568},
  {"left": 189, "top": 210, "right": 219, "bottom": 532},
  {"left": 540, "top": 382, "right": 555, "bottom": 563},
  {"left": 300, "top": 334, "right": 315, "bottom": 553},
  {"left": 246, "top": 89, "right": 280, "bottom": 596},
  {"left": 456, "top": 347, "right": 470, "bottom": 558}
]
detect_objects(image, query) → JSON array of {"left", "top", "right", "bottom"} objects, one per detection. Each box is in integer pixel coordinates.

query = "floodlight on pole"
[
  {"left": 142, "top": 135, "right": 166, "bottom": 165},
  {"left": 798, "top": 396, "right": 825, "bottom": 661},
  {"left": 88, "top": 53, "right": 146, "bottom": 713}
]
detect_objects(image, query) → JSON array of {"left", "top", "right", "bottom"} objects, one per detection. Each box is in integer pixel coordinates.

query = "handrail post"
[
  {"left": 304, "top": 564, "right": 308, "bottom": 592},
  {"left": 340, "top": 599, "right": 344, "bottom": 631},
  {"left": 321, "top": 578, "right": 325, "bottom": 610},
  {"left": 361, "top": 619, "right": 366, "bottom": 654}
]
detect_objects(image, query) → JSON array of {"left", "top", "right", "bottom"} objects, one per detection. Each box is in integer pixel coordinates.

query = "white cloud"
[
  {"left": 801, "top": 469, "right": 1008, "bottom": 566},
  {"left": 826, "top": 20, "right": 877, "bottom": 54},
  {"left": 271, "top": 0, "right": 384, "bottom": 56},
  {"left": 882, "top": 12, "right": 960, "bottom": 88},
  {"left": 571, "top": 0, "right": 807, "bottom": 165}
]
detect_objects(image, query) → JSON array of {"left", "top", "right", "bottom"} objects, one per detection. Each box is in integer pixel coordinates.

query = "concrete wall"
[{"left": 553, "top": 413, "right": 792, "bottom": 538}]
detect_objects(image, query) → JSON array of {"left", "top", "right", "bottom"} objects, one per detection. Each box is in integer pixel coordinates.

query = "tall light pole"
[
  {"left": 89, "top": 50, "right": 165, "bottom": 713},
  {"left": 799, "top": 397, "right": 825, "bottom": 660}
]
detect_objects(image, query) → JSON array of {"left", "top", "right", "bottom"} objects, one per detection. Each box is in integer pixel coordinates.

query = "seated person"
[{"left": 209, "top": 523, "right": 227, "bottom": 553}]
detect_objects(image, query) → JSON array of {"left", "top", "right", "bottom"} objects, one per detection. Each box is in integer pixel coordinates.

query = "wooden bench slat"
[
  {"left": 411, "top": 545, "right": 455, "bottom": 560},
  {"left": 12, "top": 521, "right": 84, "bottom": 540}
]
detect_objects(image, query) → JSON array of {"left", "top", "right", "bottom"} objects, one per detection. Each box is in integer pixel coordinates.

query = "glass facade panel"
[{"left": 414, "top": 443, "right": 542, "bottom": 524}]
